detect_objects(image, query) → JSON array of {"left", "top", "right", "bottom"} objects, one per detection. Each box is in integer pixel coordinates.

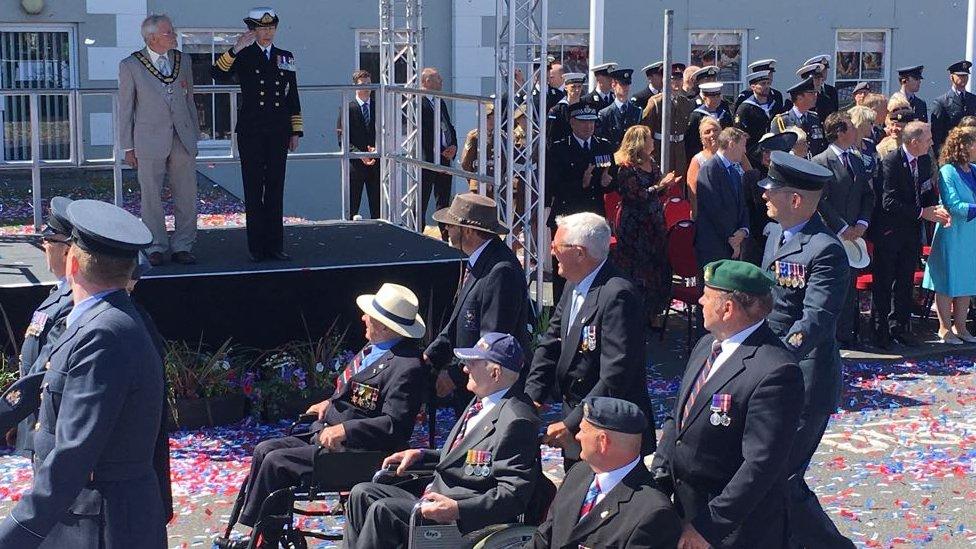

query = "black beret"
[
  {"left": 758, "top": 151, "right": 833, "bottom": 191},
  {"left": 0, "top": 371, "right": 45, "bottom": 433},
  {"left": 582, "top": 396, "right": 647, "bottom": 434},
  {"left": 67, "top": 200, "right": 153, "bottom": 259},
  {"left": 43, "top": 196, "right": 74, "bottom": 238},
  {"left": 888, "top": 108, "right": 916, "bottom": 123}
]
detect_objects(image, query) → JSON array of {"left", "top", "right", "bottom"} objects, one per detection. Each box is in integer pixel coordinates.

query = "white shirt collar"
[
  {"left": 260, "top": 43, "right": 273, "bottom": 56},
  {"left": 706, "top": 320, "right": 764, "bottom": 383},
  {"left": 952, "top": 85, "right": 966, "bottom": 95},
  {"left": 829, "top": 144, "right": 849, "bottom": 157},
  {"left": 613, "top": 98, "right": 626, "bottom": 109},
  {"left": 716, "top": 151, "right": 735, "bottom": 169},
  {"left": 782, "top": 220, "right": 809, "bottom": 243},
  {"left": 574, "top": 135, "right": 591, "bottom": 149},
  {"left": 356, "top": 95, "right": 370, "bottom": 108},
  {"left": 145, "top": 47, "right": 167, "bottom": 65},
  {"left": 649, "top": 84, "right": 660, "bottom": 94},
  {"left": 902, "top": 144, "right": 917, "bottom": 164},
  {"left": 593, "top": 457, "right": 641, "bottom": 506},
  {"left": 791, "top": 106, "right": 805, "bottom": 119},
  {"left": 574, "top": 259, "right": 606, "bottom": 298},
  {"left": 467, "top": 238, "right": 492, "bottom": 268},
  {"left": 465, "top": 387, "right": 509, "bottom": 434}
]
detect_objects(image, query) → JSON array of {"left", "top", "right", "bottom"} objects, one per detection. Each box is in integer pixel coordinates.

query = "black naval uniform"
[
  {"left": 212, "top": 43, "right": 303, "bottom": 258},
  {"left": 931, "top": 88, "right": 976, "bottom": 153},
  {"left": 735, "top": 96, "right": 776, "bottom": 167},
  {"left": 815, "top": 83, "right": 840, "bottom": 119},
  {"left": 771, "top": 108, "right": 827, "bottom": 157},
  {"left": 686, "top": 102, "right": 733, "bottom": 159},
  {"left": 733, "top": 86, "right": 785, "bottom": 116},
  {"left": 585, "top": 89, "right": 614, "bottom": 112},
  {"left": 547, "top": 86, "right": 566, "bottom": 112}
]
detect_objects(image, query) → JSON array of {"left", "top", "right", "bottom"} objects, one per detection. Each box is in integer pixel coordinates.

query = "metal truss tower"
[
  {"left": 379, "top": 0, "right": 423, "bottom": 230},
  {"left": 494, "top": 0, "right": 548, "bottom": 310}
]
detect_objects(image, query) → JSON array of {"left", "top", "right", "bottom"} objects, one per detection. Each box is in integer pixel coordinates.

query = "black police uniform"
[
  {"left": 212, "top": 42, "right": 303, "bottom": 258},
  {"left": 547, "top": 100, "right": 576, "bottom": 147},
  {"left": 546, "top": 137, "right": 616, "bottom": 226}
]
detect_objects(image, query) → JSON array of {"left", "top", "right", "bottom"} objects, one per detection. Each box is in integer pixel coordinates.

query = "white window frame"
[
  {"left": 688, "top": 29, "right": 747, "bottom": 97},
  {"left": 834, "top": 28, "right": 891, "bottom": 100},
  {"left": 0, "top": 23, "right": 79, "bottom": 88},
  {"left": 177, "top": 28, "right": 242, "bottom": 150}
]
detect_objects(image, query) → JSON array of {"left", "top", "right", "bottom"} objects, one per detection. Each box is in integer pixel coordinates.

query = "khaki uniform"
[{"left": 641, "top": 92, "right": 694, "bottom": 176}]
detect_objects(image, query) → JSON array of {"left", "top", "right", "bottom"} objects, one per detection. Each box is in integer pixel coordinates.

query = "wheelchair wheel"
[{"left": 469, "top": 524, "right": 536, "bottom": 549}]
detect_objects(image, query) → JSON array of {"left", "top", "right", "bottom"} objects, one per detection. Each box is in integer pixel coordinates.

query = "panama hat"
[
  {"left": 356, "top": 283, "right": 426, "bottom": 338},
  {"left": 842, "top": 237, "right": 871, "bottom": 269}
]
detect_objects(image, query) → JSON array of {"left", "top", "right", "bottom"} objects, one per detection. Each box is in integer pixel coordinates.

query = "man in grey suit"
[
  {"left": 119, "top": 14, "right": 200, "bottom": 266},
  {"left": 694, "top": 127, "right": 751, "bottom": 268},
  {"left": 813, "top": 111, "right": 875, "bottom": 345},
  {"left": 345, "top": 332, "right": 541, "bottom": 548},
  {"left": 759, "top": 152, "right": 855, "bottom": 549}
]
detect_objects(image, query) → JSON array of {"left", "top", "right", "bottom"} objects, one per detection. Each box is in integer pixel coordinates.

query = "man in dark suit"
[
  {"left": 425, "top": 194, "right": 530, "bottom": 414},
  {"left": 212, "top": 8, "right": 302, "bottom": 261},
  {"left": 336, "top": 69, "right": 380, "bottom": 219},
  {"left": 8, "top": 197, "right": 74, "bottom": 455},
  {"left": 345, "top": 333, "right": 541, "bottom": 547},
  {"left": 653, "top": 259, "right": 804, "bottom": 549},
  {"left": 931, "top": 60, "right": 976, "bottom": 153},
  {"left": 531, "top": 397, "right": 681, "bottom": 549},
  {"left": 813, "top": 111, "right": 875, "bottom": 344},
  {"left": 733, "top": 59, "right": 785, "bottom": 115},
  {"left": 871, "top": 122, "right": 950, "bottom": 349},
  {"left": 892, "top": 65, "right": 928, "bottom": 123},
  {"left": 215, "top": 283, "right": 429, "bottom": 549},
  {"left": 758, "top": 152, "right": 854, "bottom": 549},
  {"left": 694, "top": 127, "right": 751, "bottom": 268},
  {"left": 420, "top": 67, "right": 458, "bottom": 236},
  {"left": 526, "top": 212, "right": 655, "bottom": 469},
  {"left": 0, "top": 199, "right": 166, "bottom": 549},
  {"left": 596, "top": 68, "right": 642, "bottom": 149},
  {"left": 632, "top": 61, "right": 663, "bottom": 112}
]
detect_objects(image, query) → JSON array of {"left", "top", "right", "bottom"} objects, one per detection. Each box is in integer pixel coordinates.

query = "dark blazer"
[
  {"left": 546, "top": 135, "right": 616, "bottom": 227},
  {"left": 547, "top": 86, "right": 566, "bottom": 112},
  {"left": 813, "top": 146, "right": 875, "bottom": 234},
  {"left": 584, "top": 90, "right": 614, "bottom": 112},
  {"left": 525, "top": 262, "right": 655, "bottom": 453},
  {"left": 931, "top": 89, "right": 976, "bottom": 152},
  {"left": 422, "top": 96, "right": 458, "bottom": 166},
  {"left": 529, "top": 461, "right": 681, "bottom": 549},
  {"left": 871, "top": 148, "right": 937, "bottom": 246},
  {"left": 421, "top": 387, "right": 541, "bottom": 534},
  {"left": 15, "top": 282, "right": 73, "bottom": 454},
  {"left": 694, "top": 154, "right": 750, "bottom": 268},
  {"left": 0, "top": 291, "right": 166, "bottom": 549},
  {"left": 652, "top": 325, "right": 803, "bottom": 548},
  {"left": 907, "top": 94, "right": 929, "bottom": 123},
  {"left": 547, "top": 101, "right": 574, "bottom": 146},
  {"left": 336, "top": 96, "right": 377, "bottom": 155},
  {"left": 596, "top": 100, "right": 643, "bottom": 149},
  {"left": 762, "top": 215, "right": 850, "bottom": 414},
  {"left": 324, "top": 340, "right": 428, "bottom": 452},
  {"left": 425, "top": 237, "right": 531, "bottom": 380},
  {"left": 211, "top": 43, "right": 302, "bottom": 136}
]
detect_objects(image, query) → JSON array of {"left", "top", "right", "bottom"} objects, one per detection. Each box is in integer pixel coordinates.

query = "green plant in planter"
[
  {"left": 0, "top": 354, "right": 18, "bottom": 393},
  {"left": 529, "top": 306, "right": 552, "bottom": 354},
  {"left": 164, "top": 337, "right": 239, "bottom": 402}
]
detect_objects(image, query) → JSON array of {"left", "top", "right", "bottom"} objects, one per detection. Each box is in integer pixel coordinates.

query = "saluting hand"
[{"left": 233, "top": 31, "right": 257, "bottom": 54}]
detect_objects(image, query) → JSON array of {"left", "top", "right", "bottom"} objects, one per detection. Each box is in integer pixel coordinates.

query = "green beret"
[{"left": 703, "top": 259, "right": 775, "bottom": 295}]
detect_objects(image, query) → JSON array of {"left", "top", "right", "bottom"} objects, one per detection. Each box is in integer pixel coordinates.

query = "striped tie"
[
  {"left": 578, "top": 476, "right": 601, "bottom": 521},
  {"left": 449, "top": 400, "right": 483, "bottom": 451},
  {"left": 335, "top": 345, "right": 372, "bottom": 391},
  {"left": 681, "top": 340, "right": 723, "bottom": 428}
]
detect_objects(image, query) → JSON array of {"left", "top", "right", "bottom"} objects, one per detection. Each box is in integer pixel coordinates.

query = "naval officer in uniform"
[
  {"left": 212, "top": 7, "right": 303, "bottom": 262},
  {"left": 931, "top": 60, "right": 976, "bottom": 153},
  {"left": 633, "top": 61, "right": 664, "bottom": 111},
  {"left": 758, "top": 152, "right": 855, "bottom": 549},
  {"left": 0, "top": 199, "right": 166, "bottom": 549},
  {"left": 733, "top": 59, "right": 785, "bottom": 114},
  {"left": 891, "top": 65, "right": 928, "bottom": 123}
]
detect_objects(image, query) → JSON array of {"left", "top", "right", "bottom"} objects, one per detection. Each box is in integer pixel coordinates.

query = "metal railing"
[{"left": 0, "top": 84, "right": 494, "bottom": 231}]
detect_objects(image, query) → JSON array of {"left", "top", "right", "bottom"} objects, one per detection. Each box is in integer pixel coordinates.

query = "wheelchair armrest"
[
  {"left": 286, "top": 413, "right": 319, "bottom": 436},
  {"left": 371, "top": 461, "right": 438, "bottom": 485}
]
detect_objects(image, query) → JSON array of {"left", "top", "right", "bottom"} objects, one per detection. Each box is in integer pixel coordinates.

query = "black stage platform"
[{"left": 0, "top": 221, "right": 463, "bottom": 351}]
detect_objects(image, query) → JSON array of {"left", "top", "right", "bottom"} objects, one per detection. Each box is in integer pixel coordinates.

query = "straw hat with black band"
[
  {"left": 432, "top": 193, "right": 509, "bottom": 235},
  {"left": 356, "top": 283, "right": 426, "bottom": 339}
]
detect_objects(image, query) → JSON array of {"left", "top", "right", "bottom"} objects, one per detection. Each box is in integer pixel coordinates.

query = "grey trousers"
[
  {"left": 137, "top": 132, "right": 197, "bottom": 254},
  {"left": 344, "top": 482, "right": 419, "bottom": 549}
]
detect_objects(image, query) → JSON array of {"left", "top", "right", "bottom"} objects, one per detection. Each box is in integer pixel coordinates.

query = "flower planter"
[
  {"left": 168, "top": 394, "right": 247, "bottom": 431},
  {"left": 261, "top": 388, "right": 332, "bottom": 422}
]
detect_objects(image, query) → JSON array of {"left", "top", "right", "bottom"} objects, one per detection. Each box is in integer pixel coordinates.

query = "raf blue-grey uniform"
[
  {"left": 758, "top": 152, "right": 855, "bottom": 549},
  {"left": 931, "top": 61, "right": 976, "bottom": 153},
  {"left": 0, "top": 199, "right": 166, "bottom": 549},
  {"left": 595, "top": 68, "right": 642, "bottom": 149},
  {"left": 14, "top": 196, "right": 75, "bottom": 456}
]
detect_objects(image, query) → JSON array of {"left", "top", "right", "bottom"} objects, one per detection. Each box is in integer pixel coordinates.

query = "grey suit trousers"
[
  {"left": 345, "top": 482, "right": 419, "bottom": 549},
  {"left": 138, "top": 132, "right": 197, "bottom": 254}
]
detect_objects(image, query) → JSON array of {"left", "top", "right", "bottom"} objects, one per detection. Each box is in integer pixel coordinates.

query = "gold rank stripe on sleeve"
[
  {"left": 215, "top": 50, "right": 235, "bottom": 72},
  {"left": 291, "top": 114, "right": 304, "bottom": 133}
]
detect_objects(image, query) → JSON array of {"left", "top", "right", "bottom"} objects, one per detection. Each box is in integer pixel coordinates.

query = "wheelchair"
[{"left": 214, "top": 414, "right": 555, "bottom": 549}]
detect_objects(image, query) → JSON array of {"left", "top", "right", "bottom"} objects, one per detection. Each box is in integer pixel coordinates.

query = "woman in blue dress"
[{"left": 923, "top": 126, "right": 976, "bottom": 344}]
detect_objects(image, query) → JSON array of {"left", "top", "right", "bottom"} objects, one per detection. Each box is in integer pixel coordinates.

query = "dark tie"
[
  {"left": 681, "top": 340, "right": 722, "bottom": 428},
  {"left": 362, "top": 102, "right": 370, "bottom": 125},
  {"left": 726, "top": 164, "right": 741, "bottom": 192},
  {"left": 450, "top": 400, "right": 484, "bottom": 450},
  {"left": 578, "top": 476, "right": 602, "bottom": 521},
  {"left": 335, "top": 345, "right": 372, "bottom": 391},
  {"left": 909, "top": 157, "right": 918, "bottom": 181},
  {"left": 582, "top": 140, "right": 590, "bottom": 153},
  {"left": 841, "top": 151, "right": 854, "bottom": 177}
]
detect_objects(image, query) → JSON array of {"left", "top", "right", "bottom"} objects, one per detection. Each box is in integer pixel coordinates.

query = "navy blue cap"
[
  {"left": 582, "top": 396, "right": 647, "bottom": 434},
  {"left": 569, "top": 103, "right": 599, "bottom": 121},
  {"left": 454, "top": 332, "right": 524, "bottom": 372},
  {"left": 758, "top": 131, "right": 798, "bottom": 152},
  {"left": 888, "top": 108, "right": 916, "bottom": 123},
  {"left": 758, "top": 151, "right": 833, "bottom": 191},
  {"left": 608, "top": 68, "right": 633, "bottom": 85},
  {"left": 897, "top": 65, "right": 924, "bottom": 79},
  {"left": 0, "top": 371, "right": 45, "bottom": 433},
  {"left": 66, "top": 200, "right": 153, "bottom": 259},
  {"left": 131, "top": 250, "right": 153, "bottom": 281},
  {"left": 787, "top": 77, "right": 816, "bottom": 95},
  {"left": 949, "top": 60, "right": 973, "bottom": 75},
  {"left": 43, "top": 196, "right": 74, "bottom": 237}
]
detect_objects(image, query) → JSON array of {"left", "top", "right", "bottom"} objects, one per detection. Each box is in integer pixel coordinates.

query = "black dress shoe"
[
  {"left": 248, "top": 252, "right": 264, "bottom": 263},
  {"left": 213, "top": 536, "right": 250, "bottom": 549},
  {"left": 267, "top": 251, "right": 291, "bottom": 261},
  {"left": 148, "top": 252, "right": 166, "bottom": 266},
  {"left": 171, "top": 251, "right": 197, "bottom": 265},
  {"left": 892, "top": 332, "right": 920, "bottom": 347}
]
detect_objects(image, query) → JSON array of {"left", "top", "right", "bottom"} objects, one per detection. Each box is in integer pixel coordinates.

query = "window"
[
  {"left": 689, "top": 30, "right": 745, "bottom": 97},
  {"left": 178, "top": 29, "right": 242, "bottom": 149},
  {"left": 548, "top": 31, "right": 589, "bottom": 74},
  {"left": 835, "top": 30, "right": 889, "bottom": 106},
  {"left": 0, "top": 26, "right": 76, "bottom": 162}
]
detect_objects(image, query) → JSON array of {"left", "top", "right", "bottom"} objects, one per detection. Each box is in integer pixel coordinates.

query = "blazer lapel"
[
  {"left": 762, "top": 224, "right": 784, "bottom": 270},
  {"left": 679, "top": 338, "right": 754, "bottom": 436},
  {"left": 552, "top": 468, "right": 595, "bottom": 544},
  {"left": 558, "top": 266, "right": 607, "bottom": 373},
  {"left": 351, "top": 347, "right": 395, "bottom": 384},
  {"left": 569, "top": 466, "right": 646, "bottom": 542},
  {"left": 440, "top": 392, "right": 506, "bottom": 465},
  {"left": 674, "top": 337, "right": 714, "bottom": 422}
]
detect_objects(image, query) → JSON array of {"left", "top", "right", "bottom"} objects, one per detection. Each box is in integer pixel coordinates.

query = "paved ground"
[{"left": 2, "top": 317, "right": 976, "bottom": 548}]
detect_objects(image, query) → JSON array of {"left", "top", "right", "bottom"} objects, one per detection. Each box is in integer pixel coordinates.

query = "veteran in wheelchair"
[
  {"left": 344, "top": 332, "right": 547, "bottom": 549},
  {"left": 215, "top": 282, "right": 429, "bottom": 549}
]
